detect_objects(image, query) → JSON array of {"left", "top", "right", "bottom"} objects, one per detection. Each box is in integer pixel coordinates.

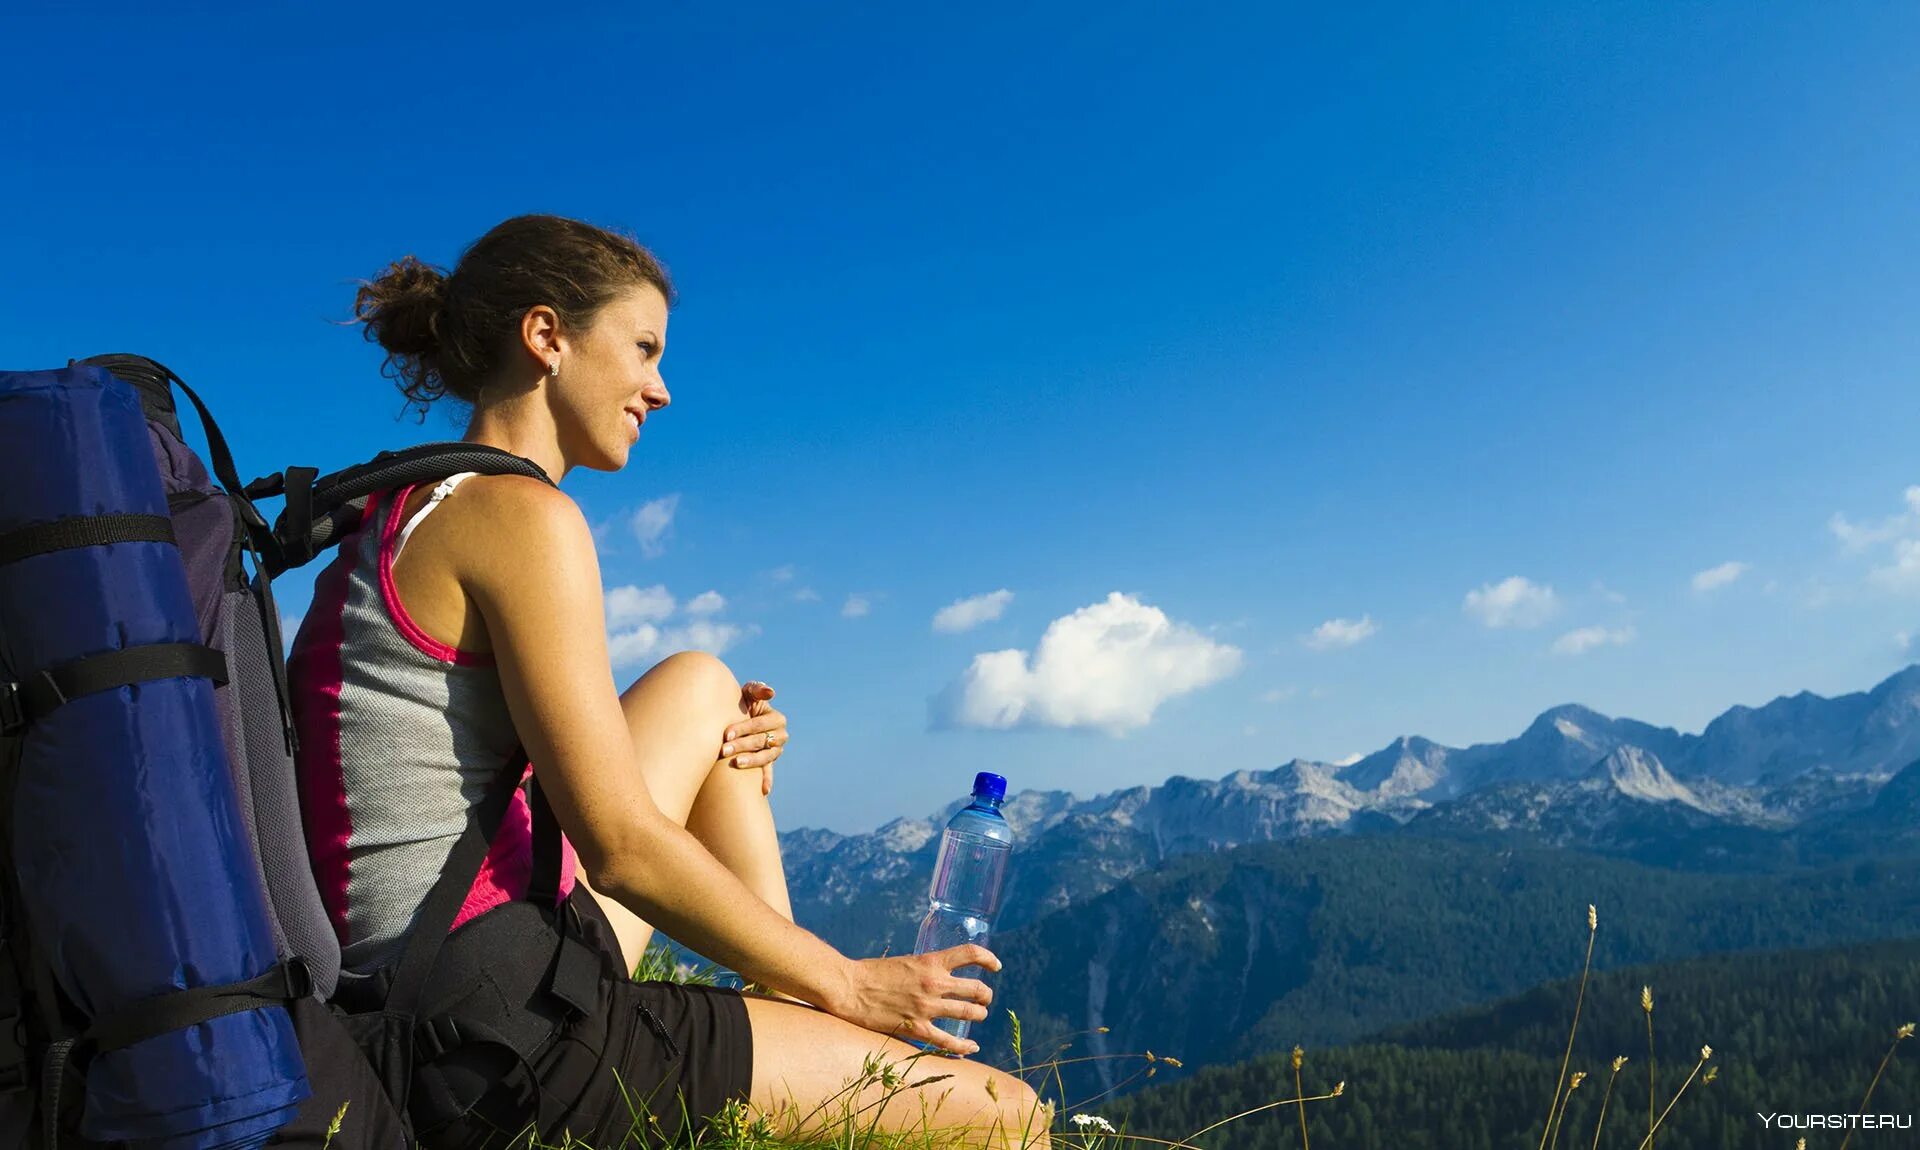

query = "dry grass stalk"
[
  {"left": 1641, "top": 985, "right": 1656, "bottom": 1150},
  {"left": 1539, "top": 905, "right": 1599, "bottom": 1150},
  {"left": 1587, "top": 1056, "right": 1628, "bottom": 1150},
  {"left": 1838, "top": 1022, "right": 1916, "bottom": 1150},
  {"left": 1630, "top": 1046, "right": 1712, "bottom": 1150},
  {"left": 1292, "top": 1045, "right": 1310, "bottom": 1150}
]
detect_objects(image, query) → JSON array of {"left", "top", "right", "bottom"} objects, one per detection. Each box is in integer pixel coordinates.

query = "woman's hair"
[{"left": 353, "top": 214, "right": 676, "bottom": 419}]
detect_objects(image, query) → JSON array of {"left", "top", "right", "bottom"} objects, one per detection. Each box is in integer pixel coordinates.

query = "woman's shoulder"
[
  {"left": 435, "top": 474, "right": 599, "bottom": 587},
  {"left": 448, "top": 471, "right": 578, "bottom": 521}
]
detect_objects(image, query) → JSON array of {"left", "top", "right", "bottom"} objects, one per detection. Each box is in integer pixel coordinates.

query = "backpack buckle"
[
  {"left": 280, "top": 956, "right": 313, "bottom": 1002},
  {"left": 0, "top": 682, "right": 23, "bottom": 738},
  {"left": 415, "top": 1015, "right": 464, "bottom": 1061}
]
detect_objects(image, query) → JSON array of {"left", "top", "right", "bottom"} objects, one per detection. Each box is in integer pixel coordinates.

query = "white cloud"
[
  {"left": 670, "top": 619, "right": 748, "bottom": 655},
  {"left": 1262, "top": 686, "right": 1299, "bottom": 704},
  {"left": 606, "top": 622, "right": 663, "bottom": 667},
  {"left": 767, "top": 564, "right": 796, "bottom": 583},
  {"left": 1463, "top": 576, "right": 1559, "bottom": 629},
  {"left": 1593, "top": 581, "right": 1628, "bottom": 605},
  {"left": 1896, "top": 631, "right": 1912, "bottom": 651},
  {"left": 1871, "top": 540, "right": 1920, "bottom": 594},
  {"left": 1691, "top": 562, "right": 1748, "bottom": 593},
  {"left": 605, "top": 584, "right": 675, "bottom": 627},
  {"left": 931, "top": 592, "right": 1243, "bottom": 733},
  {"left": 1551, "top": 625, "right": 1636, "bottom": 656},
  {"left": 1304, "top": 615, "right": 1378, "bottom": 651},
  {"left": 842, "top": 594, "right": 871, "bottom": 619},
  {"left": 1829, "top": 487, "right": 1920, "bottom": 595},
  {"left": 933, "top": 589, "right": 1015, "bottom": 634},
  {"left": 792, "top": 587, "right": 820, "bottom": 603},
  {"left": 1333, "top": 752, "right": 1363, "bottom": 767},
  {"left": 629, "top": 495, "right": 680, "bottom": 558},
  {"left": 607, "top": 620, "right": 748, "bottom": 669},
  {"left": 603, "top": 582, "right": 748, "bottom": 669},
  {"left": 1831, "top": 486, "right": 1920, "bottom": 551}
]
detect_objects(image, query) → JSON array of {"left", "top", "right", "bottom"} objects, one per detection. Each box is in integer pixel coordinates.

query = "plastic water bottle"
[{"left": 913, "top": 772, "right": 1014, "bottom": 1043}]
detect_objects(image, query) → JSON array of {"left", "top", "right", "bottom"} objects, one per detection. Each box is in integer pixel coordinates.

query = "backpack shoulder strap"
[{"left": 254, "top": 443, "right": 555, "bottom": 577}]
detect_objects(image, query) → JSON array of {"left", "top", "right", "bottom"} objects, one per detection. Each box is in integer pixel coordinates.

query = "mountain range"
[
  {"left": 722, "top": 665, "right": 1920, "bottom": 1100},
  {"left": 780, "top": 665, "right": 1920, "bottom": 957}
]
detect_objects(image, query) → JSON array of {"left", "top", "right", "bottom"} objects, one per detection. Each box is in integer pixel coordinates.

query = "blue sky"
[{"left": 6, "top": 3, "right": 1920, "bottom": 833}]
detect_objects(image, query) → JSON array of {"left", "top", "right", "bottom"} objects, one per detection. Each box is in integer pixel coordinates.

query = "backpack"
[{"left": 0, "top": 356, "right": 602, "bottom": 1149}]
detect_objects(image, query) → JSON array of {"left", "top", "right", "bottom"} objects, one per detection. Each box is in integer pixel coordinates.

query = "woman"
[{"left": 289, "top": 214, "right": 1048, "bottom": 1148}]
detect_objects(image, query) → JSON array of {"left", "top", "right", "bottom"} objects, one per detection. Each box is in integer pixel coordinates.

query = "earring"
[{"left": 548, "top": 359, "right": 559, "bottom": 377}]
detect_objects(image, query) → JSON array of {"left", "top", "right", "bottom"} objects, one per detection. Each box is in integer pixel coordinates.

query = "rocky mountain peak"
[{"left": 1590, "top": 746, "right": 1705, "bottom": 809}]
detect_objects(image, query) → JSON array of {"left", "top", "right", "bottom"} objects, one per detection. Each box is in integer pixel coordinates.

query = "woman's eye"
[{"left": 637, "top": 341, "right": 658, "bottom": 357}]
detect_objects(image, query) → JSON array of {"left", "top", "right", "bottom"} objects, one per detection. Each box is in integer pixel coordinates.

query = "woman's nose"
[{"left": 647, "top": 376, "right": 670, "bottom": 410}]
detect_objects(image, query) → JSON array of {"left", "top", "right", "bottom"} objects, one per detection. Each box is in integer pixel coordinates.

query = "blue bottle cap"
[{"left": 973, "top": 772, "right": 1007, "bottom": 802}]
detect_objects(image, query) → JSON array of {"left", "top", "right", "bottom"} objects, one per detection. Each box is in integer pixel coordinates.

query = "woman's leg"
[
  {"left": 574, "top": 652, "right": 1049, "bottom": 1146},
  {"left": 743, "top": 996, "right": 1052, "bottom": 1150},
  {"left": 576, "top": 649, "right": 795, "bottom": 968}
]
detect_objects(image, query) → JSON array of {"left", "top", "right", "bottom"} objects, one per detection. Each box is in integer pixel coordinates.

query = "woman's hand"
[
  {"left": 831, "top": 945, "right": 999, "bottom": 1057},
  {"left": 719, "top": 681, "right": 787, "bottom": 795}
]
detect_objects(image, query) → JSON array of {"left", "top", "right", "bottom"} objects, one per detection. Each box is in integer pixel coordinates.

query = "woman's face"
[{"left": 550, "top": 282, "right": 672, "bottom": 472}]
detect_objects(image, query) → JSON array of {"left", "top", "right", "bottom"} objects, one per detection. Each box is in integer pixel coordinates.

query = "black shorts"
[{"left": 420, "top": 888, "right": 755, "bottom": 1150}]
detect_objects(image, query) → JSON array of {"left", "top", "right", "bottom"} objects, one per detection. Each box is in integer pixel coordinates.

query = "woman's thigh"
[{"left": 742, "top": 996, "right": 1050, "bottom": 1149}]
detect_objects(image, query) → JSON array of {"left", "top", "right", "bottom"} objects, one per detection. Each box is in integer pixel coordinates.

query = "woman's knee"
[
  {"left": 994, "top": 1074, "right": 1050, "bottom": 1145},
  {"left": 649, "top": 648, "right": 739, "bottom": 690},
  {"left": 621, "top": 649, "right": 741, "bottom": 716}
]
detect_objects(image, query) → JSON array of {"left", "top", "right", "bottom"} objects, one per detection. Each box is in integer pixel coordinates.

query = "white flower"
[{"left": 1071, "top": 1115, "right": 1116, "bottom": 1133}]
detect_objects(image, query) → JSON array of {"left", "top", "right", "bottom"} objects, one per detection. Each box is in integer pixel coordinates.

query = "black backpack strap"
[
  {"left": 0, "top": 513, "right": 175, "bottom": 567},
  {"left": 3, "top": 644, "right": 227, "bottom": 735},
  {"left": 526, "top": 774, "right": 565, "bottom": 910},
  {"left": 382, "top": 754, "right": 532, "bottom": 1023},
  {"left": 2, "top": 644, "right": 227, "bottom": 738},
  {"left": 81, "top": 958, "right": 312, "bottom": 1056},
  {"left": 370, "top": 755, "right": 604, "bottom": 1136},
  {"left": 258, "top": 444, "right": 554, "bottom": 579}
]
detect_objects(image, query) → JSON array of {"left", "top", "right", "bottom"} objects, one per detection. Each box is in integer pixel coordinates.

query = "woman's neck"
[{"left": 463, "top": 400, "right": 570, "bottom": 484}]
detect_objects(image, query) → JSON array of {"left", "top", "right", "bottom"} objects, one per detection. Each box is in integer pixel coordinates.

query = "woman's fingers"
[
  {"left": 721, "top": 706, "right": 788, "bottom": 769},
  {"left": 723, "top": 726, "right": 783, "bottom": 753},
  {"left": 942, "top": 975, "right": 993, "bottom": 1007},
  {"left": 722, "top": 707, "right": 785, "bottom": 746},
  {"left": 941, "top": 944, "right": 1001, "bottom": 975},
  {"left": 722, "top": 736, "right": 783, "bottom": 761},
  {"left": 899, "top": 1016, "right": 977, "bottom": 1057},
  {"left": 739, "top": 681, "right": 776, "bottom": 714}
]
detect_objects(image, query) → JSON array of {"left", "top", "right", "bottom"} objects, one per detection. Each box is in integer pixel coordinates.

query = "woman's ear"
[{"left": 520, "top": 304, "right": 565, "bottom": 367}]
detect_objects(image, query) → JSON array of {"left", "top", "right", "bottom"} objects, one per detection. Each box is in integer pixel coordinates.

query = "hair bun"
[{"left": 354, "top": 255, "right": 450, "bottom": 407}]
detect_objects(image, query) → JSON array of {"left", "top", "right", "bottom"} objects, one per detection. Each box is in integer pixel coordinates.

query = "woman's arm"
[{"left": 452, "top": 476, "right": 993, "bottom": 1051}]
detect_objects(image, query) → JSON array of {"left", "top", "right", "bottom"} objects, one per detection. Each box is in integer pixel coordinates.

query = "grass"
[{"left": 316, "top": 909, "right": 1916, "bottom": 1150}]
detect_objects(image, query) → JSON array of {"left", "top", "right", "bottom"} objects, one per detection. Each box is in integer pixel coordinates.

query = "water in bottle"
[{"left": 913, "top": 771, "right": 1014, "bottom": 1043}]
